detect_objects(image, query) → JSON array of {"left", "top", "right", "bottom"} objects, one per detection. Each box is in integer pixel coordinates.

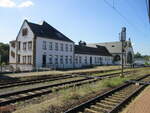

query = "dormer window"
[{"left": 22, "top": 28, "right": 28, "bottom": 36}]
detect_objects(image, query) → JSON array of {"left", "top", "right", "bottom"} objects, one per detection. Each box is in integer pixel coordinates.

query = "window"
[
  {"left": 11, "top": 42, "right": 15, "bottom": 48},
  {"left": 85, "top": 56, "right": 87, "bottom": 64},
  {"left": 23, "top": 42, "right": 27, "bottom": 50},
  {"left": 65, "top": 56, "right": 68, "bottom": 64},
  {"left": 70, "top": 44, "right": 73, "bottom": 52},
  {"left": 18, "top": 41, "right": 21, "bottom": 50},
  {"left": 69, "top": 56, "right": 72, "bottom": 64},
  {"left": 60, "top": 56, "right": 63, "bottom": 64},
  {"left": 11, "top": 51, "right": 15, "bottom": 58},
  {"left": 28, "top": 41, "right": 32, "bottom": 50},
  {"left": 22, "top": 28, "right": 28, "bottom": 36},
  {"left": 28, "top": 56, "right": 32, "bottom": 64},
  {"left": 49, "top": 55, "right": 53, "bottom": 64},
  {"left": 100, "top": 57, "right": 102, "bottom": 64},
  {"left": 17, "top": 54, "right": 20, "bottom": 63},
  {"left": 23, "top": 56, "right": 26, "bottom": 64},
  {"left": 24, "top": 56, "right": 26, "bottom": 64},
  {"left": 95, "top": 57, "right": 97, "bottom": 64},
  {"left": 75, "top": 56, "right": 78, "bottom": 64},
  {"left": 65, "top": 44, "right": 68, "bottom": 51},
  {"left": 43, "top": 41, "right": 47, "bottom": 50},
  {"left": 55, "top": 55, "right": 58, "bottom": 64},
  {"left": 60, "top": 43, "right": 63, "bottom": 51},
  {"left": 49, "top": 42, "right": 53, "bottom": 50},
  {"left": 55, "top": 43, "right": 58, "bottom": 51},
  {"left": 79, "top": 56, "right": 82, "bottom": 64},
  {"left": 101, "top": 57, "right": 103, "bottom": 63}
]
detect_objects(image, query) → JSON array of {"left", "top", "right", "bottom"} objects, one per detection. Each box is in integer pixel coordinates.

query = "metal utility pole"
[
  {"left": 148, "top": 0, "right": 150, "bottom": 22},
  {"left": 0, "top": 55, "right": 2, "bottom": 72},
  {"left": 120, "top": 27, "right": 126, "bottom": 77},
  {"left": 121, "top": 40, "right": 124, "bottom": 77}
]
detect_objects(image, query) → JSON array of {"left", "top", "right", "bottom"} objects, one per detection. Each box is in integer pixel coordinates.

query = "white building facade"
[
  {"left": 87, "top": 40, "right": 134, "bottom": 65},
  {"left": 9, "top": 20, "right": 113, "bottom": 71},
  {"left": 74, "top": 44, "right": 112, "bottom": 68}
]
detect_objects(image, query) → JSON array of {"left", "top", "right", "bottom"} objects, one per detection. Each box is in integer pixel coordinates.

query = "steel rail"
[
  {"left": 0, "top": 71, "right": 124, "bottom": 106},
  {"left": 64, "top": 74, "right": 150, "bottom": 113}
]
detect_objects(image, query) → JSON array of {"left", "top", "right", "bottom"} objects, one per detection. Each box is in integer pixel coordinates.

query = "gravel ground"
[
  {"left": 3, "top": 66, "right": 120, "bottom": 78},
  {"left": 0, "top": 77, "right": 84, "bottom": 94},
  {"left": 122, "top": 86, "right": 150, "bottom": 113}
]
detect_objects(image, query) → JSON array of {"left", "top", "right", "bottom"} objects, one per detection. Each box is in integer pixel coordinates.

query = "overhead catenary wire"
[
  {"left": 126, "top": 0, "right": 148, "bottom": 28},
  {"left": 103, "top": 0, "right": 149, "bottom": 37},
  {"left": 146, "top": 0, "right": 150, "bottom": 22},
  {"left": 103, "top": 0, "right": 139, "bottom": 30}
]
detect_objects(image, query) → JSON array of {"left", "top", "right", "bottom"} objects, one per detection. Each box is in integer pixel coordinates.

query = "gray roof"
[
  {"left": 26, "top": 20, "right": 74, "bottom": 43},
  {"left": 87, "top": 41, "right": 132, "bottom": 54},
  {"left": 75, "top": 45, "right": 112, "bottom": 56}
]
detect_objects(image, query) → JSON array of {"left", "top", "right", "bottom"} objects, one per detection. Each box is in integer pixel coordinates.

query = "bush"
[
  {"left": 145, "top": 62, "right": 150, "bottom": 66},
  {"left": 102, "top": 77, "right": 127, "bottom": 88}
]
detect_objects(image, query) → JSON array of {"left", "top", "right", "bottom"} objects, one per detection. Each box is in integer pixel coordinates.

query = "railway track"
[
  {"left": 0, "top": 71, "right": 125, "bottom": 107},
  {"left": 0, "top": 74, "right": 76, "bottom": 89},
  {"left": 64, "top": 74, "right": 150, "bottom": 113},
  {"left": 0, "top": 70, "right": 127, "bottom": 89},
  {"left": 0, "top": 67, "right": 135, "bottom": 86}
]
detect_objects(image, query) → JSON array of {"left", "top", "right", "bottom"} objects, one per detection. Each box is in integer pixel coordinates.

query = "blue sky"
[{"left": 0, "top": 0, "right": 150, "bottom": 55}]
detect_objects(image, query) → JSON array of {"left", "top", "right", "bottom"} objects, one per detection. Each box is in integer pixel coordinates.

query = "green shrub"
[{"left": 101, "top": 77, "right": 127, "bottom": 88}]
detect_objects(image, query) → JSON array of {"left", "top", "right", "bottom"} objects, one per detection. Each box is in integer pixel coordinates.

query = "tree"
[
  {"left": 0, "top": 42, "right": 9, "bottom": 65},
  {"left": 127, "top": 52, "right": 133, "bottom": 64},
  {"left": 134, "top": 52, "right": 142, "bottom": 58}
]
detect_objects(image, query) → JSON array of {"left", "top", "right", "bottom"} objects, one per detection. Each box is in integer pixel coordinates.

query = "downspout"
[
  {"left": 73, "top": 43, "right": 75, "bottom": 69},
  {"left": 15, "top": 40, "right": 18, "bottom": 72},
  {"left": 33, "top": 35, "right": 36, "bottom": 70}
]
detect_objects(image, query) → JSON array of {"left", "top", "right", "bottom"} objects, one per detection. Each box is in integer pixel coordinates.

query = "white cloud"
[
  {"left": 0, "top": 0, "right": 16, "bottom": 8},
  {"left": 0, "top": 0, "right": 34, "bottom": 8},
  {"left": 18, "top": 0, "right": 33, "bottom": 8}
]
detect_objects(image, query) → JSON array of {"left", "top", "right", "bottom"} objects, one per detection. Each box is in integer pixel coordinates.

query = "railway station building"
[
  {"left": 9, "top": 20, "right": 133, "bottom": 71},
  {"left": 87, "top": 39, "right": 134, "bottom": 65}
]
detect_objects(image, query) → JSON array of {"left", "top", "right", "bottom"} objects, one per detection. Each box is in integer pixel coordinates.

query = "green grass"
[
  {"left": 101, "top": 77, "right": 128, "bottom": 88},
  {"left": 13, "top": 67, "right": 150, "bottom": 113}
]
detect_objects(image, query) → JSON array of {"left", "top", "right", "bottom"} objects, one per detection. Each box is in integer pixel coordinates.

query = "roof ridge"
[{"left": 26, "top": 20, "right": 74, "bottom": 42}]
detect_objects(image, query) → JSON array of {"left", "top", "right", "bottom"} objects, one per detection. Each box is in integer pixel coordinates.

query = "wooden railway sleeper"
[
  {"left": 96, "top": 102, "right": 114, "bottom": 109},
  {"left": 90, "top": 105, "right": 109, "bottom": 113}
]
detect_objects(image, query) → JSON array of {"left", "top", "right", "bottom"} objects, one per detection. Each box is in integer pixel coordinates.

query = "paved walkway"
[{"left": 122, "top": 85, "right": 150, "bottom": 113}]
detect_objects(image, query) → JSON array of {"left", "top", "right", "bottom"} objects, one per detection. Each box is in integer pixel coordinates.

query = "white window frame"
[
  {"left": 49, "top": 42, "right": 53, "bottom": 50},
  {"left": 65, "top": 44, "right": 68, "bottom": 52},
  {"left": 65, "top": 56, "right": 68, "bottom": 64},
  {"left": 60, "top": 56, "right": 63, "bottom": 64},
  {"left": 49, "top": 55, "right": 53, "bottom": 64},
  {"left": 42, "top": 41, "right": 47, "bottom": 50},
  {"left": 60, "top": 43, "right": 63, "bottom": 51},
  {"left": 55, "top": 43, "right": 58, "bottom": 51}
]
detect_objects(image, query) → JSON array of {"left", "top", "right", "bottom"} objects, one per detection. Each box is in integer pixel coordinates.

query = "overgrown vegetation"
[
  {"left": 0, "top": 42, "right": 9, "bottom": 65},
  {"left": 134, "top": 52, "right": 150, "bottom": 61},
  {"left": 13, "top": 67, "right": 150, "bottom": 113}
]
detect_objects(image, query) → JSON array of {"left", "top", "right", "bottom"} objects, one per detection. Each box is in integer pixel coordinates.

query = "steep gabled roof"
[
  {"left": 26, "top": 20, "right": 74, "bottom": 43},
  {"left": 75, "top": 45, "right": 112, "bottom": 56},
  {"left": 87, "top": 41, "right": 132, "bottom": 54}
]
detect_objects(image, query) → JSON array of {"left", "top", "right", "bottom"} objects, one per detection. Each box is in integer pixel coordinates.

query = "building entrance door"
[{"left": 42, "top": 55, "right": 46, "bottom": 67}]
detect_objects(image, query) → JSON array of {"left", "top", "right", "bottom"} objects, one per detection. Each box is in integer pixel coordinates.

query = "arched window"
[{"left": 113, "top": 55, "right": 121, "bottom": 62}]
